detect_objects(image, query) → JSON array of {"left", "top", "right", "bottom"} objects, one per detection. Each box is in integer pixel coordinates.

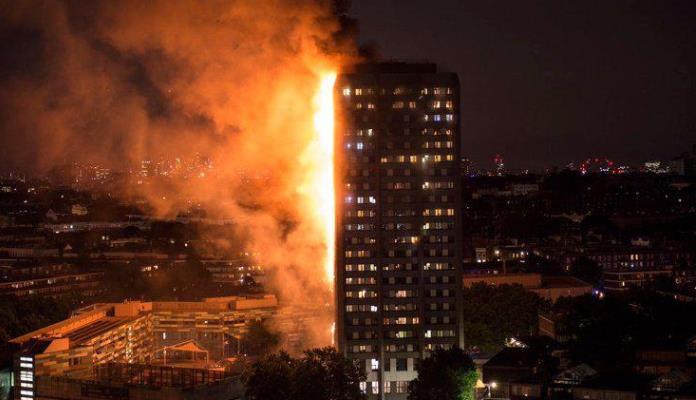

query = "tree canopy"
[
  {"left": 461, "top": 283, "right": 549, "bottom": 352},
  {"left": 245, "top": 347, "right": 365, "bottom": 400},
  {"left": 408, "top": 347, "right": 478, "bottom": 400}
]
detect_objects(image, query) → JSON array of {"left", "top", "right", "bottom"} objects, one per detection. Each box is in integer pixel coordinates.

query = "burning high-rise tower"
[{"left": 335, "top": 63, "right": 463, "bottom": 399}]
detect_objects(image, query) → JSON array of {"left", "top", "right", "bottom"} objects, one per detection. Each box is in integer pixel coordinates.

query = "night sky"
[{"left": 349, "top": 0, "right": 696, "bottom": 171}]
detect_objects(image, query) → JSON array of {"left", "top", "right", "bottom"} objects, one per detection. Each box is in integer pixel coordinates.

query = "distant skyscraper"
[{"left": 335, "top": 63, "right": 463, "bottom": 399}]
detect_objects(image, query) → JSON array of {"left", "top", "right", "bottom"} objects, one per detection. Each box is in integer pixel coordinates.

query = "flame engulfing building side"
[{"left": 335, "top": 63, "right": 464, "bottom": 399}]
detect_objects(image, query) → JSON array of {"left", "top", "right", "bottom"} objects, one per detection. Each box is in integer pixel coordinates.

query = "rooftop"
[
  {"left": 541, "top": 276, "right": 592, "bottom": 289},
  {"left": 65, "top": 317, "right": 132, "bottom": 345}
]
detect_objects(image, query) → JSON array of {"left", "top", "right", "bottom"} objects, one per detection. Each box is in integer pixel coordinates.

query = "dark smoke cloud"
[
  {"left": 0, "top": 0, "right": 356, "bottom": 172},
  {"left": 0, "top": 0, "right": 358, "bottom": 348}
]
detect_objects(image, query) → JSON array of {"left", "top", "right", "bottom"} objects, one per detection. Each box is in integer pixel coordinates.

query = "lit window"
[
  {"left": 20, "top": 371, "right": 33, "bottom": 382},
  {"left": 371, "top": 359, "right": 379, "bottom": 371},
  {"left": 342, "top": 88, "right": 351, "bottom": 96}
]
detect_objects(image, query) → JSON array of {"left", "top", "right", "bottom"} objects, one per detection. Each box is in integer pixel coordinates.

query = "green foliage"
[
  {"left": 0, "top": 295, "right": 80, "bottom": 340},
  {"left": 245, "top": 347, "right": 366, "bottom": 400},
  {"left": 245, "top": 352, "right": 295, "bottom": 400},
  {"left": 0, "top": 295, "right": 82, "bottom": 367},
  {"left": 461, "top": 283, "right": 549, "bottom": 352},
  {"left": 408, "top": 347, "right": 477, "bottom": 400}
]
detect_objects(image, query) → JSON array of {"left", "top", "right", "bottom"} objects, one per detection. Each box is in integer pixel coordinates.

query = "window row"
[
  {"left": 344, "top": 128, "right": 374, "bottom": 137},
  {"left": 344, "top": 261, "right": 453, "bottom": 271},
  {"left": 343, "top": 195, "right": 377, "bottom": 204},
  {"left": 423, "top": 114, "right": 455, "bottom": 122},
  {"left": 423, "top": 208, "right": 455, "bottom": 216},
  {"left": 341, "top": 87, "right": 453, "bottom": 96},
  {"left": 422, "top": 140, "right": 454, "bottom": 149},
  {"left": 380, "top": 154, "right": 455, "bottom": 163},
  {"left": 422, "top": 181, "right": 455, "bottom": 190},
  {"left": 344, "top": 302, "right": 453, "bottom": 312}
]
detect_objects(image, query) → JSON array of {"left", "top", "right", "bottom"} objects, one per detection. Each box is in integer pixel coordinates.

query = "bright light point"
[{"left": 312, "top": 72, "right": 337, "bottom": 288}]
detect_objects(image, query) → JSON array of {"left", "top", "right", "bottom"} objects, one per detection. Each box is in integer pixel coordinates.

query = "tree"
[
  {"left": 245, "top": 347, "right": 365, "bottom": 400},
  {"left": 461, "top": 283, "right": 549, "bottom": 352},
  {"left": 0, "top": 295, "right": 80, "bottom": 366},
  {"left": 245, "top": 351, "right": 295, "bottom": 400},
  {"left": 294, "top": 348, "right": 365, "bottom": 400},
  {"left": 408, "top": 347, "right": 478, "bottom": 400}
]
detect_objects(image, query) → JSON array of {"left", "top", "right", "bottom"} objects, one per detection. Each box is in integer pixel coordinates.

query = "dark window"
[{"left": 396, "top": 358, "right": 408, "bottom": 371}]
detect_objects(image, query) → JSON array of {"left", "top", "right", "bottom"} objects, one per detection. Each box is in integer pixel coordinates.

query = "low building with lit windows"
[{"left": 10, "top": 295, "right": 277, "bottom": 400}]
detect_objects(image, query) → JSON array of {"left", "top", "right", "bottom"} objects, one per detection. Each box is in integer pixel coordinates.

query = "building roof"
[
  {"left": 483, "top": 348, "right": 540, "bottom": 369},
  {"left": 65, "top": 317, "right": 132, "bottom": 345},
  {"left": 554, "top": 364, "right": 598, "bottom": 383},
  {"left": 541, "top": 276, "right": 592, "bottom": 289},
  {"left": 578, "top": 372, "right": 647, "bottom": 392}
]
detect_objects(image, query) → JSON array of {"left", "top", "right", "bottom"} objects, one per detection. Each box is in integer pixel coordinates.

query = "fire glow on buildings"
[{"left": 311, "top": 72, "right": 338, "bottom": 287}]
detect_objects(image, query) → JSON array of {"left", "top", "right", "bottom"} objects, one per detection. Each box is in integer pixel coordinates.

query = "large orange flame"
[
  {"left": 300, "top": 72, "right": 336, "bottom": 290},
  {"left": 314, "top": 73, "right": 337, "bottom": 288}
]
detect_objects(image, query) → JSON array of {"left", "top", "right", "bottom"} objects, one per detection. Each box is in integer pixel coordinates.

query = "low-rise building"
[
  {"left": 0, "top": 271, "right": 104, "bottom": 298},
  {"left": 603, "top": 268, "right": 673, "bottom": 292},
  {"left": 10, "top": 295, "right": 278, "bottom": 398}
]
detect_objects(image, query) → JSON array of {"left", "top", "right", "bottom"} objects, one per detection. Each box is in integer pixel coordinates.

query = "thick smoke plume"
[{"left": 0, "top": 0, "right": 357, "bottom": 348}]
